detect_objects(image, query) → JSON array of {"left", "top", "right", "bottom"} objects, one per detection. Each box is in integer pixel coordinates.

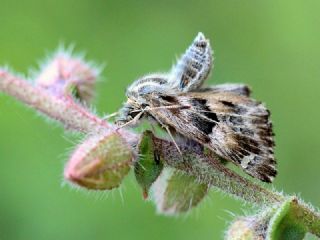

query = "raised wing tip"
[{"left": 195, "top": 32, "right": 206, "bottom": 41}]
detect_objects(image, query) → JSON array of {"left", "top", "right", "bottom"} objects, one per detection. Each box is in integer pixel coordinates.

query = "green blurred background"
[{"left": 0, "top": 1, "right": 319, "bottom": 239}]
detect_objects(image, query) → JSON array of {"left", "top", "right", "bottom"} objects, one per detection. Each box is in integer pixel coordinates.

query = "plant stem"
[
  {"left": 0, "top": 70, "right": 138, "bottom": 145},
  {"left": 151, "top": 135, "right": 284, "bottom": 206},
  {"left": 1, "top": 69, "right": 320, "bottom": 237}
]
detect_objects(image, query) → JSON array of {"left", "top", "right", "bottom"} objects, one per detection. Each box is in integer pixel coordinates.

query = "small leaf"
[
  {"left": 150, "top": 167, "right": 209, "bottom": 215},
  {"left": 135, "top": 130, "right": 163, "bottom": 199},
  {"left": 267, "top": 197, "right": 307, "bottom": 240}
]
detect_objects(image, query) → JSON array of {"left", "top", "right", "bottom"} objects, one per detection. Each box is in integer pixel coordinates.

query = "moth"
[{"left": 115, "top": 32, "right": 276, "bottom": 182}]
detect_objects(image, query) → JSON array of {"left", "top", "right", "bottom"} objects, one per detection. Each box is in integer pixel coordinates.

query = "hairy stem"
[
  {"left": 0, "top": 70, "right": 138, "bottom": 145},
  {"left": 1, "top": 69, "right": 320, "bottom": 237},
  {"left": 151, "top": 136, "right": 284, "bottom": 206}
]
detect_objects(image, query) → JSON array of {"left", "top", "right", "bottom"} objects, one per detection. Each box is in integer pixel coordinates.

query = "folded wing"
[{"left": 149, "top": 91, "right": 276, "bottom": 182}]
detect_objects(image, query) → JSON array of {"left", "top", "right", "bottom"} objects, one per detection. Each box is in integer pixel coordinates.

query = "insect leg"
[
  {"left": 163, "top": 125, "right": 182, "bottom": 155},
  {"left": 102, "top": 111, "right": 119, "bottom": 121},
  {"left": 143, "top": 106, "right": 185, "bottom": 154},
  {"left": 117, "top": 111, "right": 144, "bottom": 129}
]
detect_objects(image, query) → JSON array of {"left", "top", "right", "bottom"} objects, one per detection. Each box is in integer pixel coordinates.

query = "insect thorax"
[
  {"left": 126, "top": 73, "right": 170, "bottom": 98},
  {"left": 116, "top": 74, "right": 172, "bottom": 125}
]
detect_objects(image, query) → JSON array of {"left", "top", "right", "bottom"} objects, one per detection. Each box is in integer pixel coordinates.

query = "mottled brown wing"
[{"left": 147, "top": 91, "right": 276, "bottom": 182}]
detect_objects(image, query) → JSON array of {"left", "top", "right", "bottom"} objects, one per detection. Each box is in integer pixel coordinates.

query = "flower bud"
[
  {"left": 226, "top": 216, "right": 267, "bottom": 240},
  {"left": 36, "top": 50, "right": 99, "bottom": 103},
  {"left": 226, "top": 198, "right": 307, "bottom": 240},
  {"left": 64, "top": 131, "right": 133, "bottom": 190}
]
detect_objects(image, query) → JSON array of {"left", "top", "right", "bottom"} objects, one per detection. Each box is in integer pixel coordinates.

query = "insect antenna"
[
  {"left": 102, "top": 111, "right": 119, "bottom": 120},
  {"left": 130, "top": 105, "right": 189, "bottom": 113}
]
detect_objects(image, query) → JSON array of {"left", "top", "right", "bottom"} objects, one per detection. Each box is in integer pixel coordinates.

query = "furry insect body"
[
  {"left": 115, "top": 32, "right": 276, "bottom": 182},
  {"left": 168, "top": 32, "right": 213, "bottom": 91}
]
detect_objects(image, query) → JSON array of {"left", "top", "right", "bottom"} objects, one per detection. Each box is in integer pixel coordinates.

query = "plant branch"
[
  {"left": 0, "top": 69, "right": 138, "bottom": 145},
  {"left": 1, "top": 68, "right": 320, "bottom": 237},
  {"left": 150, "top": 135, "right": 284, "bottom": 206}
]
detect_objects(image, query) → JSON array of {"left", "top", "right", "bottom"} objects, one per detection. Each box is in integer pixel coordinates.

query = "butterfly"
[{"left": 115, "top": 32, "right": 276, "bottom": 182}]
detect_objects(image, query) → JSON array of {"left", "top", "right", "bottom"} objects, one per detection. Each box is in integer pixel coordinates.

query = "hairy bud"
[
  {"left": 226, "top": 198, "right": 308, "bottom": 240},
  {"left": 64, "top": 131, "right": 133, "bottom": 190},
  {"left": 36, "top": 50, "right": 99, "bottom": 103},
  {"left": 226, "top": 216, "right": 268, "bottom": 240}
]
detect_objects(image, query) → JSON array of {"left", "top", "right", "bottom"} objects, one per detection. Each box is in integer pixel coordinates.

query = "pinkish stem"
[{"left": 0, "top": 70, "right": 138, "bottom": 145}]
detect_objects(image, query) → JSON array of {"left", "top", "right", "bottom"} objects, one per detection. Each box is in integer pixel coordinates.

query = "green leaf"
[
  {"left": 267, "top": 197, "right": 307, "bottom": 240},
  {"left": 151, "top": 168, "right": 209, "bottom": 215},
  {"left": 226, "top": 197, "right": 311, "bottom": 240},
  {"left": 135, "top": 131, "right": 164, "bottom": 199}
]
